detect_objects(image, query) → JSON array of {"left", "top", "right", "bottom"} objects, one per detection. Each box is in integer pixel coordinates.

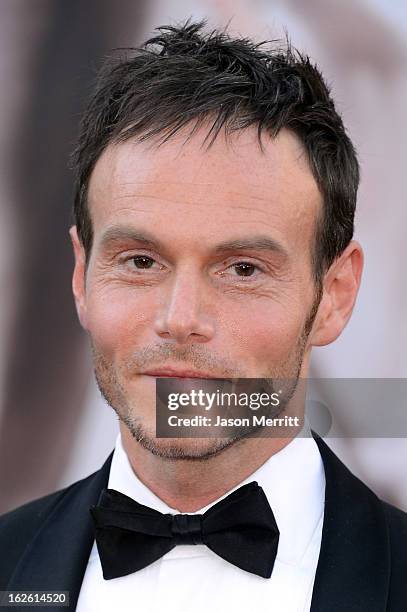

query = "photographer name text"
[{"left": 167, "top": 414, "right": 300, "bottom": 427}]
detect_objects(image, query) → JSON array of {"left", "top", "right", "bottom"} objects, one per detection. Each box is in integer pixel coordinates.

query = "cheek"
[
  {"left": 85, "top": 286, "right": 154, "bottom": 356},
  {"left": 223, "top": 300, "right": 305, "bottom": 367}
]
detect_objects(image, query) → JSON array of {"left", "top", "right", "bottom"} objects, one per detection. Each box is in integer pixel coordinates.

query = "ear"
[
  {"left": 69, "top": 225, "right": 89, "bottom": 330},
  {"left": 309, "top": 240, "right": 364, "bottom": 347}
]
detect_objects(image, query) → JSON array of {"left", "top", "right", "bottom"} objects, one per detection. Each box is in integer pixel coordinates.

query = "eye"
[
  {"left": 232, "top": 262, "right": 258, "bottom": 277},
  {"left": 131, "top": 255, "right": 155, "bottom": 269},
  {"left": 218, "top": 259, "right": 264, "bottom": 281}
]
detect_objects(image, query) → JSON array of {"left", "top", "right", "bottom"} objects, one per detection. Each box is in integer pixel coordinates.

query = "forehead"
[{"left": 87, "top": 125, "right": 322, "bottom": 255}]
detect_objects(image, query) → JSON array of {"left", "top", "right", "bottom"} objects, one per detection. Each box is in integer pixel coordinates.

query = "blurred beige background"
[{"left": 0, "top": 0, "right": 406, "bottom": 514}]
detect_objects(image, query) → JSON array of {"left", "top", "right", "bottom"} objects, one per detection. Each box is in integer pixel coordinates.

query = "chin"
[{"left": 124, "top": 420, "right": 242, "bottom": 461}]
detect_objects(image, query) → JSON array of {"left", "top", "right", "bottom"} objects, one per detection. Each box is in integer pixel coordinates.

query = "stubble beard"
[{"left": 92, "top": 311, "right": 317, "bottom": 462}]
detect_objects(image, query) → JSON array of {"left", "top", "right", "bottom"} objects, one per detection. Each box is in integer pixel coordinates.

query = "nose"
[{"left": 154, "top": 268, "right": 215, "bottom": 345}]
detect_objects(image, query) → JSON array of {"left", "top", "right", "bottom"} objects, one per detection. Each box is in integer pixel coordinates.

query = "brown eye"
[
  {"left": 234, "top": 262, "right": 256, "bottom": 276},
  {"left": 132, "top": 256, "right": 155, "bottom": 269}
]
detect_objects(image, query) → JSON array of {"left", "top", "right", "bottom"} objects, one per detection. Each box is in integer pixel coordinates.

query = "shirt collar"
[{"left": 108, "top": 430, "right": 325, "bottom": 565}]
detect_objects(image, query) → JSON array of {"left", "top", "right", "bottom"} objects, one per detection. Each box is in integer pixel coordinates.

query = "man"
[{"left": 0, "top": 20, "right": 406, "bottom": 612}]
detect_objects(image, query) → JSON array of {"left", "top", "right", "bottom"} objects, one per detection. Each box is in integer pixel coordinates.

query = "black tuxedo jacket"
[{"left": 1, "top": 436, "right": 406, "bottom": 611}]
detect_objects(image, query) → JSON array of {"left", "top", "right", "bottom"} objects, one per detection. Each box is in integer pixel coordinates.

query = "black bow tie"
[{"left": 90, "top": 481, "right": 279, "bottom": 580}]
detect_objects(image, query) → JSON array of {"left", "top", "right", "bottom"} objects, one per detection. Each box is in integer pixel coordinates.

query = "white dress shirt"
[{"left": 76, "top": 433, "right": 325, "bottom": 612}]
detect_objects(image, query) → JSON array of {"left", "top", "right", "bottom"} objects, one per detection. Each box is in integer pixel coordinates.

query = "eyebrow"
[
  {"left": 213, "top": 237, "right": 288, "bottom": 259},
  {"left": 99, "top": 226, "right": 289, "bottom": 260},
  {"left": 99, "top": 227, "right": 163, "bottom": 251}
]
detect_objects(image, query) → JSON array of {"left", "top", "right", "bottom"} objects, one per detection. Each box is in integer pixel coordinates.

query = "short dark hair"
[{"left": 71, "top": 20, "right": 359, "bottom": 282}]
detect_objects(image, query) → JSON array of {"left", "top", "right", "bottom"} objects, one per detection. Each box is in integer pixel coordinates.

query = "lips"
[{"left": 142, "top": 368, "right": 217, "bottom": 379}]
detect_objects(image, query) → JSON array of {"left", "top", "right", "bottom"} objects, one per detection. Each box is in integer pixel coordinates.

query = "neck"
[{"left": 120, "top": 423, "right": 294, "bottom": 512}]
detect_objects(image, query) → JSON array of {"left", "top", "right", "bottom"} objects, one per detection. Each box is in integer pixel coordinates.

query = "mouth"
[{"left": 142, "top": 368, "right": 218, "bottom": 379}]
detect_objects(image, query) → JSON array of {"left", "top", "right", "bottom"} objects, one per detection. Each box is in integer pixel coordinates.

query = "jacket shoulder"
[
  {"left": 0, "top": 486, "right": 69, "bottom": 539},
  {"left": 381, "top": 501, "right": 407, "bottom": 609},
  {"left": 383, "top": 500, "right": 407, "bottom": 533},
  {"left": 382, "top": 500, "right": 407, "bottom": 557},
  {"left": 0, "top": 471, "right": 100, "bottom": 589}
]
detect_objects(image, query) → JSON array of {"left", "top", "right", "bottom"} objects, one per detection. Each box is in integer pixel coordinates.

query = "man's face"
[{"left": 73, "top": 126, "right": 323, "bottom": 458}]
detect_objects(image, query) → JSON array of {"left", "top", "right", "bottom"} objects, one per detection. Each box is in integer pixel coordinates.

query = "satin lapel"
[
  {"left": 311, "top": 436, "right": 390, "bottom": 612},
  {"left": 5, "top": 452, "right": 113, "bottom": 612}
]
